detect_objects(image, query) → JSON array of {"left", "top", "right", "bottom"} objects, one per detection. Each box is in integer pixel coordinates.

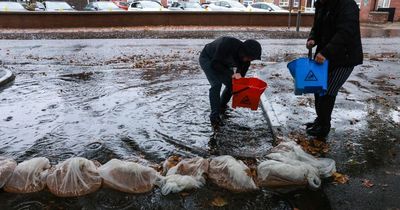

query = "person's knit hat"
[{"left": 243, "top": 39, "right": 262, "bottom": 60}]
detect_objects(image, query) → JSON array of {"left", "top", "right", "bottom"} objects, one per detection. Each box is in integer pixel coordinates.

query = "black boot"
[
  {"left": 307, "top": 95, "right": 336, "bottom": 138},
  {"left": 305, "top": 94, "right": 321, "bottom": 129}
]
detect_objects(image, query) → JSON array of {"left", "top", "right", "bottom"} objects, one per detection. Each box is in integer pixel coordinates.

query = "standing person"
[
  {"left": 305, "top": 0, "right": 363, "bottom": 138},
  {"left": 199, "top": 37, "right": 262, "bottom": 130}
]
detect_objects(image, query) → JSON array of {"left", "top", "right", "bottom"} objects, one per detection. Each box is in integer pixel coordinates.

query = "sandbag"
[
  {"left": 162, "top": 156, "right": 182, "bottom": 175},
  {"left": 99, "top": 159, "right": 159, "bottom": 194},
  {"left": 257, "top": 159, "right": 321, "bottom": 189},
  {"left": 166, "top": 157, "right": 209, "bottom": 178},
  {"left": 268, "top": 141, "right": 336, "bottom": 178},
  {"left": 0, "top": 157, "right": 17, "bottom": 188},
  {"left": 157, "top": 174, "right": 204, "bottom": 195},
  {"left": 208, "top": 155, "right": 258, "bottom": 192},
  {"left": 46, "top": 157, "right": 102, "bottom": 197},
  {"left": 4, "top": 157, "right": 50, "bottom": 193}
]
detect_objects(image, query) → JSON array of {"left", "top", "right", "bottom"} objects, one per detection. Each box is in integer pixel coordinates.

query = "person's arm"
[
  {"left": 237, "top": 61, "right": 250, "bottom": 77},
  {"left": 320, "top": 1, "right": 359, "bottom": 59}
]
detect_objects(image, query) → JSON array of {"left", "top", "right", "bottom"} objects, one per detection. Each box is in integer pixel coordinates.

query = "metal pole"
[
  {"left": 296, "top": 0, "right": 302, "bottom": 32},
  {"left": 296, "top": 10, "right": 301, "bottom": 32},
  {"left": 288, "top": 0, "right": 293, "bottom": 29}
]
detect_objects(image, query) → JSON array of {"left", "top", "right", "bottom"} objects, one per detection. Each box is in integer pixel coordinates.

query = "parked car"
[
  {"left": 43, "top": 1, "right": 75, "bottom": 11},
  {"left": 243, "top": 0, "right": 252, "bottom": 7},
  {"left": 248, "top": 2, "right": 288, "bottom": 12},
  {"left": 208, "top": 0, "right": 247, "bottom": 12},
  {"left": 84, "top": 1, "right": 124, "bottom": 11},
  {"left": 113, "top": 1, "right": 129, "bottom": 10},
  {"left": 169, "top": 2, "right": 205, "bottom": 11},
  {"left": 128, "top": 1, "right": 168, "bottom": 11},
  {"left": 0, "top": 2, "right": 28, "bottom": 11},
  {"left": 22, "top": 2, "right": 46, "bottom": 11}
]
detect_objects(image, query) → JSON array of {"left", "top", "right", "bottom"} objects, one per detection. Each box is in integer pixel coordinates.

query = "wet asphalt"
[{"left": 0, "top": 37, "right": 399, "bottom": 210}]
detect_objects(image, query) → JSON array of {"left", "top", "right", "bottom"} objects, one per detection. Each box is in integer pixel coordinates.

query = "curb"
[
  {"left": 0, "top": 69, "right": 15, "bottom": 87},
  {"left": 255, "top": 73, "right": 286, "bottom": 144}
]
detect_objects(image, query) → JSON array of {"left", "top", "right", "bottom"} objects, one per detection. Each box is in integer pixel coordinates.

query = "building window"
[{"left": 279, "top": 0, "right": 299, "bottom": 7}]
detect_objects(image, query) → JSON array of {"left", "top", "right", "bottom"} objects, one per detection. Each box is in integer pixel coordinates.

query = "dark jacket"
[
  {"left": 203, "top": 37, "right": 250, "bottom": 76},
  {"left": 309, "top": 0, "right": 363, "bottom": 67}
]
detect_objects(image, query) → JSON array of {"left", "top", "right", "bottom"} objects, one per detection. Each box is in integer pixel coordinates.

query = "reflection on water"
[{"left": 0, "top": 41, "right": 330, "bottom": 209}]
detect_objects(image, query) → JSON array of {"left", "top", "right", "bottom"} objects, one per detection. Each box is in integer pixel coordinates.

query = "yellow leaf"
[
  {"left": 211, "top": 196, "right": 228, "bottom": 207},
  {"left": 332, "top": 172, "right": 349, "bottom": 184}
]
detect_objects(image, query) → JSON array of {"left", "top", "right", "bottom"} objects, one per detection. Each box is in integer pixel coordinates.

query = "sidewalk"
[{"left": 258, "top": 54, "right": 399, "bottom": 209}]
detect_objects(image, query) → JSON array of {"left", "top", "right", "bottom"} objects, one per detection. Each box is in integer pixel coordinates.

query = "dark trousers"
[
  {"left": 199, "top": 50, "right": 234, "bottom": 122},
  {"left": 315, "top": 66, "right": 354, "bottom": 126}
]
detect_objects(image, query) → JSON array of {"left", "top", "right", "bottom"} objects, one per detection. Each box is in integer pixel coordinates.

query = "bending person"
[{"left": 199, "top": 37, "right": 262, "bottom": 130}]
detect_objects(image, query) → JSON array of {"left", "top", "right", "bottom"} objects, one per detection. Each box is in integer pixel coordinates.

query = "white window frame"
[{"left": 279, "top": 0, "right": 299, "bottom": 7}]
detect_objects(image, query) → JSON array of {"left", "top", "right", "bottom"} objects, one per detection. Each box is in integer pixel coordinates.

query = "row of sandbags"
[{"left": 0, "top": 141, "right": 336, "bottom": 197}]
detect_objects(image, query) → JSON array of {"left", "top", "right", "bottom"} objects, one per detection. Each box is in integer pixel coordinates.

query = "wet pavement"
[{"left": 0, "top": 38, "right": 399, "bottom": 209}]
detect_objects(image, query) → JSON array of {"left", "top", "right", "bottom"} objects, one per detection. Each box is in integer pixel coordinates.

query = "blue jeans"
[{"left": 199, "top": 50, "right": 233, "bottom": 122}]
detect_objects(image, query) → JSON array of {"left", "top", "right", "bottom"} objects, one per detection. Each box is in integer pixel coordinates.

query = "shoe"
[
  {"left": 305, "top": 118, "right": 319, "bottom": 130},
  {"left": 306, "top": 124, "right": 331, "bottom": 138},
  {"left": 211, "top": 121, "right": 220, "bottom": 132}
]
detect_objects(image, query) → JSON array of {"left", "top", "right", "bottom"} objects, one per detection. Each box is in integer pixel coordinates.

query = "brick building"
[
  {"left": 271, "top": 0, "right": 399, "bottom": 22},
  {"left": 360, "top": 0, "right": 400, "bottom": 22}
]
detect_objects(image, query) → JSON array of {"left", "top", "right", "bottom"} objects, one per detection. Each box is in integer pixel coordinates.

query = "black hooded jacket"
[
  {"left": 309, "top": 0, "right": 363, "bottom": 67},
  {"left": 203, "top": 37, "right": 250, "bottom": 76}
]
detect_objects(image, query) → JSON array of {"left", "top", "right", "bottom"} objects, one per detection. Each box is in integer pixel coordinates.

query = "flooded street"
[
  {"left": 0, "top": 38, "right": 398, "bottom": 209},
  {"left": 0, "top": 40, "right": 273, "bottom": 165},
  {"left": 0, "top": 39, "right": 306, "bottom": 210}
]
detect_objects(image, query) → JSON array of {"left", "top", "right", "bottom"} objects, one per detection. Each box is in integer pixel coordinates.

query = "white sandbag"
[
  {"left": 99, "top": 159, "right": 159, "bottom": 194},
  {"left": 0, "top": 157, "right": 17, "bottom": 188},
  {"left": 46, "top": 157, "right": 102, "bottom": 197},
  {"left": 4, "top": 157, "right": 50, "bottom": 193},
  {"left": 166, "top": 157, "right": 209, "bottom": 178},
  {"left": 208, "top": 155, "right": 258, "bottom": 192},
  {"left": 162, "top": 156, "right": 182, "bottom": 175},
  {"left": 257, "top": 159, "right": 321, "bottom": 189},
  {"left": 269, "top": 141, "right": 336, "bottom": 178},
  {"left": 157, "top": 174, "right": 204, "bottom": 195}
]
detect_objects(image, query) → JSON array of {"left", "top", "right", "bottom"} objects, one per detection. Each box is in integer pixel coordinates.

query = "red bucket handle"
[{"left": 232, "top": 87, "right": 250, "bottom": 95}]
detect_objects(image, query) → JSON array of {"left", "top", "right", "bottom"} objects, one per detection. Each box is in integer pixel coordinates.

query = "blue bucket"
[{"left": 287, "top": 58, "right": 328, "bottom": 95}]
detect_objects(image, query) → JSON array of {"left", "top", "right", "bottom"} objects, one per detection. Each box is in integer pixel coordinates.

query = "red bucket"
[{"left": 232, "top": 77, "right": 268, "bottom": 110}]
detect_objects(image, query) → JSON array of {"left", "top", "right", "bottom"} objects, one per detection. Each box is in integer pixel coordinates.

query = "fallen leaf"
[
  {"left": 211, "top": 196, "right": 228, "bottom": 207},
  {"left": 332, "top": 172, "right": 349, "bottom": 184},
  {"left": 362, "top": 179, "right": 374, "bottom": 188},
  {"left": 180, "top": 192, "right": 190, "bottom": 197}
]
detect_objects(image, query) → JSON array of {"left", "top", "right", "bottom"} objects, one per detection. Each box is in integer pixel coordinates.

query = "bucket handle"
[
  {"left": 308, "top": 48, "right": 313, "bottom": 60},
  {"left": 232, "top": 87, "right": 250, "bottom": 95}
]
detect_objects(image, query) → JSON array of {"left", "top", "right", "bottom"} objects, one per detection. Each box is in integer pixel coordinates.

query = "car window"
[{"left": 220, "top": 1, "right": 229, "bottom": 7}]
